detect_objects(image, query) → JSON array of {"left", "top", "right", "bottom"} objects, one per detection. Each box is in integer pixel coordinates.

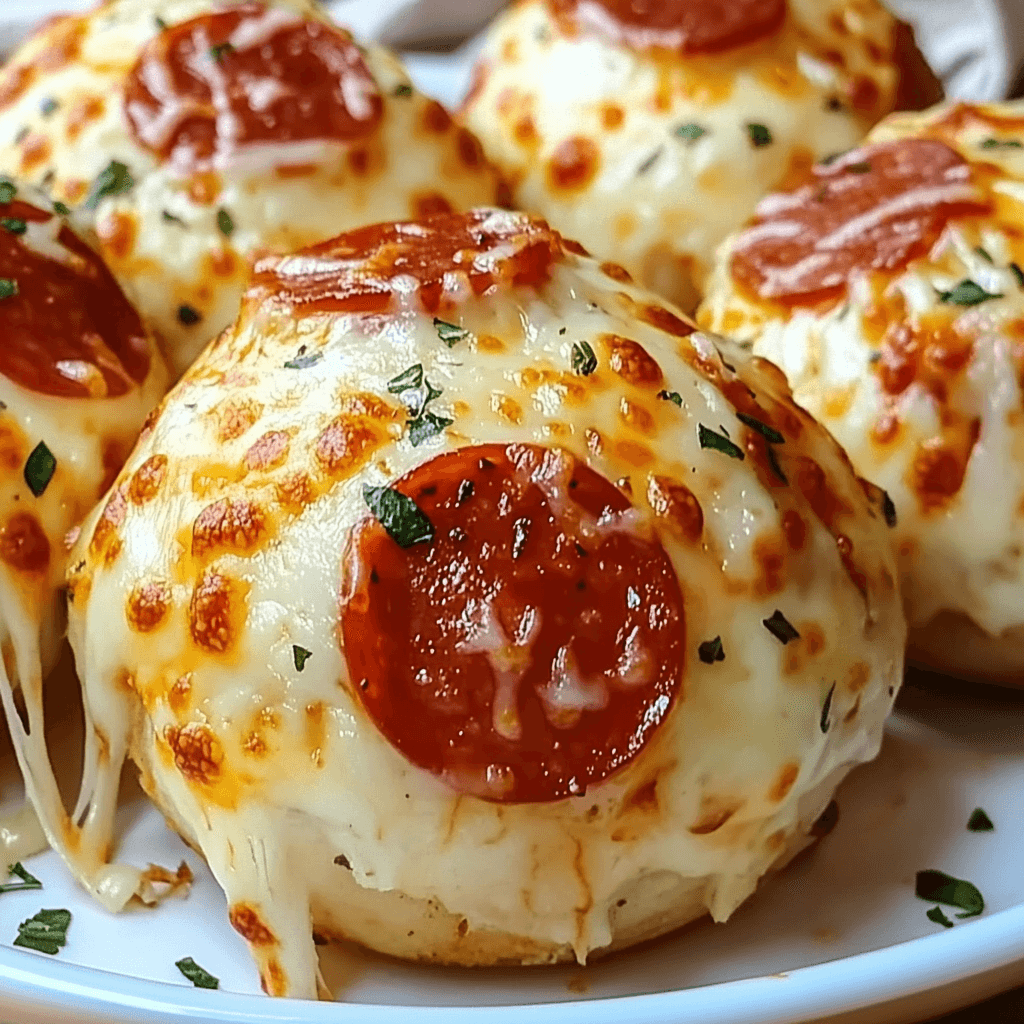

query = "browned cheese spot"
[
  {"left": 168, "top": 673, "right": 192, "bottom": 713},
  {"left": 66, "top": 94, "right": 104, "bottom": 140},
  {"left": 275, "top": 471, "right": 314, "bottom": 514},
  {"left": 216, "top": 399, "right": 262, "bottom": 443},
  {"left": 547, "top": 136, "right": 599, "bottom": 192},
  {"left": 315, "top": 395, "right": 396, "bottom": 478},
  {"left": 603, "top": 334, "right": 663, "bottom": 389},
  {"left": 619, "top": 398, "right": 655, "bottom": 435},
  {"left": 192, "top": 498, "right": 268, "bottom": 558},
  {"left": 767, "top": 762, "right": 800, "bottom": 803},
  {"left": 421, "top": 99, "right": 453, "bottom": 133},
  {"left": 413, "top": 192, "right": 454, "bottom": 218},
  {"left": 89, "top": 484, "right": 128, "bottom": 566},
  {"left": 165, "top": 721, "right": 223, "bottom": 784},
  {"left": 97, "top": 210, "right": 137, "bottom": 262},
  {"left": 126, "top": 579, "right": 171, "bottom": 633},
  {"left": 189, "top": 568, "right": 241, "bottom": 653},
  {"left": 600, "top": 261, "right": 632, "bottom": 283},
  {"left": 260, "top": 958, "right": 288, "bottom": 997},
  {"left": 646, "top": 475, "right": 703, "bottom": 543},
  {"left": 783, "top": 622, "right": 826, "bottom": 675},
  {"left": 845, "top": 661, "right": 871, "bottom": 694},
  {"left": 229, "top": 903, "right": 279, "bottom": 946},
  {"left": 689, "top": 795, "right": 744, "bottom": 835},
  {"left": 457, "top": 127, "right": 485, "bottom": 169},
  {"left": 752, "top": 533, "right": 786, "bottom": 597},
  {"left": 0, "top": 512, "right": 50, "bottom": 574},
  {"left": 129, "top": 454, "right": 168, "bottom": 505},
  {"left": 600, "top": 103, "right": 624, "bottom": 130},
  {"left": 19, "top": 134, "right": 51, "bottom": 172}
]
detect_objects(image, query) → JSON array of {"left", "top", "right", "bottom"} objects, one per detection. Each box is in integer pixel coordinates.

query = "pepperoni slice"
[
  {"left": 123, "top": 3, "right": 383, "bottom": 172},
  {"left": 730, "top": 140, "right": 989, "bottom": 306},
  {"left": 0, "top": 196, "right": 150, "bottom": 398},
  {"left": 340, "top": 444, "right": 685, "bottom": 803},
  {"left": 251, "top": 209, "right": 564, "bottom": 316},
  {"left": 548, "top": 0, "right": 786, "bottom": 55}
]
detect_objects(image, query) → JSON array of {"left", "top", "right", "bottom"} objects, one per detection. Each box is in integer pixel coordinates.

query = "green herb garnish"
[
  {"left": 293, "top": 645, "right": 312, "bottom": 672},
  {"left": 747, "top": 123, "right": 772, "bottom": 148},
  {"left": 820, "top": 682, "right": 836, "bottom": 733},
  {"left": 433, "top": 318, "right": 468, "bottom": 347},
  {"left": 981, "top": 138, "right": 1023, "bottom": 149},
  {"left": 976, "top": 246, "right": 993, "bottom": 263},
  {"left": 937, "top": 280, "right": 1003, "bottom": 306},
  {"left": 765, "top": 443, "right": 788, "bottom": 485},
  {"left": 0, "top": 218, "right": 27, "bottom": 235},
  {"left": 216, "top": 208, "right": 234, "bottom": 237},
  {"left": 408, "top": 411, "right": 453, "bottom": 447},
  {"left": 967, "top": 808, "right": 994, "bottom": 832},
  {"left": 13, "top": 908, "right": 70, "bottom": 955},
  {"left": 85, "top": 160, "right": 134, "bottom": 210},
  {"left": 162, "top": 210, "right": 185, "bottom": 225},
  {"left": 52, "top": 200, "right": 70, "bottom": 216},
  {"left": 363, "top": 485, "right": 434, "bottom": 548},
  {"left": 763, "top": 609, "right": 800, "bottom": 645},
  {"left": 0, "top": 863, "right": 42, "bottom": 893},
  {"left": 915, "top": 870, "right": 984, "bottom": 919},
  {"left": 882, "top": 491, "right": 897, "bottom": 528},
  {"left": 698, "top": 423, "right": 744, "bottom": 460},
  {"left": 927, "top": 906, "right": 954, "bottom": 929},
  {"left": 283, "top": 348, "right": 321, "bottom": 369},
  {"left": 175, "top": 956, "right": 219, "bottom": 989},
  {"left": 155, "top": 15, "right": 168, "bottom": 30},
  {"left": 847, "top": 161, "right": 872, "bottom": 173},
  {"left": 177, "top": 304, "right": 201, "bottom": 326},
  {"left": 0, "top": 180, "right": 16, "bottom": 204},
  {"left": 24, "top": 441, "right": 56, "bottom": 497},
  {"left": 698, "top": 636, "right": 725, "bottom": 664},
  {"left": 1012, "top": 263, "right": 1024, "bottom": 287},
  {"left": 393, "top": 83, "right": 413, "bottom": 98},
  {"left": 387, "top": 364, "right": 424, "bottom": 393},
  {"left": 210, "top": 41, "right": 235, "bottom": 61},
  {"left": 675, "top": 123, "right": 707, "bottom": 142},
  {"left": 657, "top": 390, "right": 683, "bottom": 407},
  {"left": 637, "top": 148, "right": 662, "bottom": 175},
  {"left": 572, "top": 340, "right": 598, "bottom": 376},
  {"left": 736, "top": 412, "right": 783, "bottom": 444},
  {"left": 0, "top": 278, "right": 18, "bottom": 300},
  {"left": 40, "top": 97, "right": 58, "bottom": 117}
]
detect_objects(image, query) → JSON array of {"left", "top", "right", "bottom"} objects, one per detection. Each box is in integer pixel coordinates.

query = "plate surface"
[{"left": 0, "top": 669, "right": 1021, "bottom": 1024}]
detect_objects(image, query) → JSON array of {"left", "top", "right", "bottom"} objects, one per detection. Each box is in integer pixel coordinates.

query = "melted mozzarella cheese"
[
  {"left": 0, "top": 0, "right": 502, "bottom": 377},
  {"left": 65, "top": 226, "right": 904, "bottom": 998},
  {"left": 461, "top": 0, "right": 923, "bottom": 312}
]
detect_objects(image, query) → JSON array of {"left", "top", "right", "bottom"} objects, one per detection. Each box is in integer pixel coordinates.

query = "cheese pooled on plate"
[
  {"left": 65, "top": 209, "right": 904, "bottom": 998},
  {"left": 0, "top": 0, "right": 504, "bottom": 377},
  {"left": 460, "top": 0, "right": 941, "bottom": 312}
]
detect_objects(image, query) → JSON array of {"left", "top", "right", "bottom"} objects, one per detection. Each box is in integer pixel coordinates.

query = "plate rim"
[{"left": 0, "top": 900, "right": 1022, "bottom": 1023}]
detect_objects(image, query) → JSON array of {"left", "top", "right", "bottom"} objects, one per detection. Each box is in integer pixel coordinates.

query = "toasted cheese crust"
[
  {"left": 66, "top": 210, "right": 903, "bottom": 998},
  {"left": 701, "top": 100, "right": 1024, "bottom": 682},
  {"left": 460, "top": 0, "right": 940, "bottom": 314},
  {"left": 0, "top": 0, "right": 503, "bottom": 377}
]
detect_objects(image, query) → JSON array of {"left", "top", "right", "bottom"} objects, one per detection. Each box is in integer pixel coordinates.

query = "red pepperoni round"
[
  {"left": 548, "top": 0, "right": 786, "bottom": 55},
  {"left": 123, "top": 3, "right": 383, "bottom": 172},
  {"left": 251, "top": 209, "right": 564, "bottom": 316},
  {"left": 340, "top": 444, "right": 685, "bottom": 803},
  {"left": 731, "top": 140, "right": 989, "bottom": 306},
  {"left": 0, "top": 195, "right": 150, "bottom": 398}
]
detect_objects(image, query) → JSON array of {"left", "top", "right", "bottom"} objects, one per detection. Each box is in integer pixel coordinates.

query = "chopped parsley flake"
[
  {"left": 393, "top": 83, "right": 413, "bottom": 98},
  {"left": 937, "top": 280, "right": 1002, "bottom": 306},
  {"left": 387, "top": 364, "right": 449, "bottom": 444},
  {"left": 967, "top": 808, "right": 994, "bottom": 832},
  {"left": 736, "top": 412, "right": 784, "bottom": 444},
  {"left": 40, "top": 97, "right": 58, "bottom": 117},
  {"left": 155, "top": 15, "right": 168, "bottom": 30},
  {"left": 283, "top": 348, "right": 321, "bottom": 369},
  {"left": 85, "top": 160, "right": 134, "bottom": 210},
  {"left": 847, "top": 161, "right": 872, "bottom": 174},
  {"left": 980, "top": 138, "right": 1023, "bottom": 149},
  {"left": 927, "top": 906, "right": 954, "bottom": 929},
  {"left": 698, "top": 636, "right": 725, "bottom": 664},
  {"left": 637, "top": 147, "right": 662, "bottom": 175},
  {"left": 746, "top": 123, "right": 772, "bottom": 148},
  {"left": 0, "top": 218, "right": 27, "bottom": 235},
  {"left": 820, "top": 682, "right": 836, "bottom": 733},
  {"left": 162, "top": 210, "right": 185, "bottom": 225},
  {"left": 52, "top": 200, "right": 70, "bottom": 216},
  {"left": 675, "top": 123, "right": 707, "bottom": 142},
  {"left": 915, "top": 870, "right": 984, "bottom": 919},
  {"left": 0, "top": 862, "right": 42, "bottom": 894},
  {"left": 572, "top": 340, "right": 598, "bottom": 376},
  {"left": 0, "top": 181, "right": 15, "bottom": 204},
  {"left": 210, "top": 41, "right": 235, "bottom": 61},
  {"left": 975, "top": 246, "right": 993, "bottom": 263},
  {"left": 698, "top": 423, "right": 744, "bottom": 460},
  {"left": 657, "top": 390, "right": 683, "bottom": 407},
  {"left": 177, "top": 304, "right": 201, "bottom": 326},
  {"left": 24, "top": 441, "right": 56, "bottom": 497},
  {"left": 1012, "top": 263, "right": 1024, "bottom": 287},
  {"left": 765, "top": 443, "right": 788, "bottom": 485},
  {"left": 13, "top": 908, "right": 70, "bottom": 955},
  {"left": 292, "top": 645, "right": 312, "bottom": 672},
  {"left": 216, "top": 208, "right": 234, "bottom": 237},
  {"left": 763, "top": 609, "right": 800, "bottom": 645},
  {"left": 409, "top": 410, "right": 453, "bottom": 447},
  {"left": 433, "top": 318, "right": 468, "bottom": 347},
  {"left": 363, "top": 485, "right": 434, "bottom": 548},
  {"left": 175, "top": 957, "right": 219, "bottom": 989},
  {"left": 882, "top": 491, "right": 897, "bottom": 528},
  {"left": 14, "top": 127, "right": 29, "bottom": 145},
  {"left": 387, "top": 364, "right": 424, "bottom": 393},
  {"left": 0, "top": 278, "right": 18, "bottom": 300}
]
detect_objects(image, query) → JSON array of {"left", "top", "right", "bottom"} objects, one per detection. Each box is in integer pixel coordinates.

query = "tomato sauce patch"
[{"left": 341, "top": 443, "right": 685, "bottom": 803}]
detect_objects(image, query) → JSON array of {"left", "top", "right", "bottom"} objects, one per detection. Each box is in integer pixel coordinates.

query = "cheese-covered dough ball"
[
  {"left": 0, "top": 0, "right": 504, "bottom": 377},
  {"left": 64, "top": 210, "right": 903, "bottom": 998},
  {"left": 0, "top": 175, "right": 166, "bottom": 865},
  {"left": 700, "top": 100, "right": 1024, "bottom": 684},
  {"left": 461, "top": 0, "right": 940, "bottom": 313}
]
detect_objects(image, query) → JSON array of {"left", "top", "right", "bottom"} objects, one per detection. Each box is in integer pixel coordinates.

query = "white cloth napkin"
[{"left": 1, "top": 0, "right": 1022, "bottom": 109}]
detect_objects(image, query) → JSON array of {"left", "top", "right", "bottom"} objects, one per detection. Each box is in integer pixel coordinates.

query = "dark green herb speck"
[
  {"left": 657, "top": 390, "right": 683, "bottom": 407},
  {"left": 433, "top": 318, "right": 468, "bottom": 347},
  {"left": 736, "top": 411, "right": 784, "bottom": 444},
  {"left": 363, "top": 485, "right": 434, "bottom": 548},
  {"left": 393, "top": 83, "right": 413, "bottom": 98},
  {"left": 216, "top": 208, "right": 234, "bottom": 237},
  {"left": 24, "top": 441, "right": 56, "bottom": 497},
  {"left": 675, "top": 123, "right": 707, "bottom": 142},
  {"left": 747, "top": 123, "right": 772, "bottom": 148},
  {"left": 13, "top": 908, "right": 70, "bottom": 955},
  {"left": 698, "top": 423, "right": 744, "bottom": 461},
  {"left": 85, "top": 160, "right": 134, "bottom": 210},
  {"left": 1012, "top": 263, "right": 1024, "bottom": 287},
  {"left": 882, "top": 491, "right": 897, "bottom": 528},
  {"left": 915, "top": 870, "right": 984, "bottom": 918},
  {"left": 175, "top": 956, "right": 219, "bottom": 989},
  {"left": 698, "top": 636, "right": 725, "bottom": 664},
  {"left": 52, "top": 201, "right": 70, "bottom": 216},
  {"left": 967, "top": 808, "right": 994, "bottom": 832},
  {"left": 763, "top": 609, "right": 800, "bottom": 645},
  {"left": 820, "top": 682, "right": 836, "bottom": 733},
  {"left": 0, "top": 180, "right": 16, "bottom": 204},
  {"left": 927, "top": 906, "right": 954, "bottom": 929},
  {"left": 981, "top": 138, "right": 1023, "bottom": 149},
  {"left": 0, "top": 278, "right": 17, "bottom": 300},
  {"left": 0, "top": 218, "right": 27, "bottom": 235},
  {"left": 177, "top": 304, "right": 201, "bottom": 326},
  {"left": 210, "top": 41, "right": 235, "bottom": 61},
  {"left": 937, "top": 280, "right": 1003, "bottom": 306},
  {"left": 409, "top": 411, "right": 453, "bottom": 447},
  {"left": 293, "top": 646, "right": 312, "bottom": 672},
  {"left": 572, "top": 340, "right": 598, "bottom": 376}
]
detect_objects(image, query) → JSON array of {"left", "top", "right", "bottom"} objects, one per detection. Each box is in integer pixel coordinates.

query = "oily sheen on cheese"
[
  {"left": 0, "top": 0, "right": 503, "bottom": 377},
  {"left": 65, "top": 210, "right": 904, "bottom": 999},
  {"left": 459, "top": 0, "right": 941, "bottom": 313},
  {"left": 0, "top": 177, "right": 167, "bottom": 892},
  {"left": 701, "top": 99, "right": 1024, "bottom": 683}
]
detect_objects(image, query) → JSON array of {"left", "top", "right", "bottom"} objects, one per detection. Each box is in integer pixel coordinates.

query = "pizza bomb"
[
  {"left": 460, "top": 0, "right": 941, "bottom": 313},
  {"left": 0, "top": 176, "right": 166, "bottom": 868},
  {"left": 59, "top": 209, "right": 905, "bottom": 996},
  {"left": 0, "top": 0, "right": 504, "bottom": 378},
  {"left": 701, "top": 100, "right": 1024, "bottom": 684}
]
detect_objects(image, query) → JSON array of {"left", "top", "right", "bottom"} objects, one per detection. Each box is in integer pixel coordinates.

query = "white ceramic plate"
[{"left": 0, "top": 668, "right": 1021, "bottom": 1024}]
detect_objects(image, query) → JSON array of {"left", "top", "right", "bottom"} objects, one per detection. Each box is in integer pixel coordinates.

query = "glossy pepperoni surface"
[
  {"left": 251, "top": 209, "right": 564, "bottom": 316},
  {"left": 123, "top": 3, "right": 383, "bottom": 172},
  {"left": 730, "top": 140, "right": 989, "bottom": 306},
  {"left": 549, "top": 0, "right": 786, "bottom": 55},
  {"left": 340, "top": 443, "right": 685, "bottom": 803},
  {"left": 0, "top": 197, "right": 150, "bottom": 398}
]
